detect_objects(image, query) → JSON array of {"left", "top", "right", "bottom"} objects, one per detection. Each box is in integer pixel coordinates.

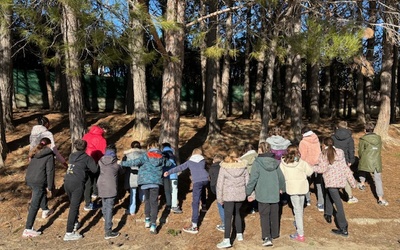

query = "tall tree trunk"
[
  {"left": 159, "top": 0, "right": 186, "bottom": 157},
  {"left": 0, "top": 1, "right": 14, "bottom": 132},
  {"left": 242, "top": 7, "right": 251, "bottom": 119},
  {"left": 309, "top": 63, "right": 320, "bottom": 123},
  {"left": 199, "top": 0, "right": 206, "bottom": 117},
  {"left": 390, "top": 44, "right": 397, "bottom": 123},
  {"left": 62, "top": 2, "right": 86, "bottom": 145},
  {"left": 43, "top": 64, "right": 54, "bottom": 109},
  {"left": 284, "top": 56, "right": 293, "bottom": 123},
  {"left": 320, "top": 66, "right": 331, "bottom": 117},
  {"left": 218, "top": 0, "right": 232, "bottom": 119},
  {"left": 374, "top": 32, "right": 393, "bottom": 140},
  {"left": 259, "top": 37, "right": 277, "bottom": 142},
  {"left": 205, "top": 0, "right": 220, "bottom": 138},
  {"left": 365, "top": 1, "right": 377, "bottom": 121},
  {"left": 275, "top": 64, "right": 283, "bottom": 120},
  {"left": 356, "top": 67, "right": 366, "bottom": 124},
  {"left": 330, "top": 61, "right": 339, "bottom": 119},
  {"left": 129, "top": 0, "right": 150, "bottom": 141}
]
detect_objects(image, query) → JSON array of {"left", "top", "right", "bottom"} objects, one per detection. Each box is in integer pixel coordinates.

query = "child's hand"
[
  {"left": 247, "top": 197, "right": 254, "bottom": 202},
  {"left": 163, "top": 172, "right": 169, "bottom": 177},
  {"left": 117, "top": 160, "right": 121, "bottom": 165}
]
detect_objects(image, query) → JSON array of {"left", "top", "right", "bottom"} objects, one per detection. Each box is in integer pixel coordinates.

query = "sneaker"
[
  {"left": 331, "top": 228, "right": 349, "bottom": 237},
  {"left": 348, "top": 196, "right": 359, "bottom": 204},
  {"left": 73, "top": 222, "right": 81, "bottom": 232},
  {"left": 182, "top": 226, "right": 199, "bottom": 234},
  {"left": 357, "top": 183, "right": 366, "bottom": 191},
  {"left": 63, "top": 232, "right": 83, "bottom": 241},
  {"left": 378, "top": 200, "right": 389, "bottom": 206},
  {"left": 217, "top": 239, "right": 231, "bottom": 249},
  {"left": 22, "top": 229, "right": 42, "bottom": 238},
  {"left": 216, "top": 224, "right": 225, "bottom": 232},
  {"left": 42, "top": 209, "right": 54, "bottom": 219},
  {"left": 236, "top": 233, "right": 243, "bottom": 241},
  {"left": 290, "top": 233, "right": 305, "bottom": 242},
  {"left": 149, "top": 224, "right": 157, "bottom": 234},
  {"left": 145, "top": 218, "right": 151, "bottom": 228},
  {"left": 262, "top": 237, "right": 273, "bottom": 247},
  {"left": 104, "top": 231, "right": 120, "bottom": 239},
  {"left": 250, "top": 208, "right": 256, "bottom": 214},
  {"left": 306, "top": 200, "right": 311, "bottom": 206},
  {"left": 84, "top": 203, "right": 100, "bottom": 211},
  {"left": 171, "top": 207, "right": 183, "bottom": 214},
  {"left": 91, "top": 194, "right": 98, "bottom": 199},
  {"left": 317, "top": 204, "right": 324, "bottom": 212}
]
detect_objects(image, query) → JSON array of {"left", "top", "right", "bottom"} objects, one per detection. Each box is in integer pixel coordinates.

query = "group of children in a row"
[{"left": 22, "top": 117, "right": 387, "bottom": 248}]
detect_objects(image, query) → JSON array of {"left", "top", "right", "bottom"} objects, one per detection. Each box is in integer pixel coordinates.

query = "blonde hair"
[
  {"left": 258, "top": 142, "right": 271, "bottom": 154},
  {"left": 224, "top": 149, "right": 238, "bottom": 163},
  {"left": 213, "top": 154, "right": 223, "bottom": 163},
  {"left": 282, "top": 145, "right": 300, "bottom": 164},
  {"left": 192, "top": 148, "right": 203, "bottom": 155},
  {"left": 337, "top": 121, "right": 348, "bottom": 129}
]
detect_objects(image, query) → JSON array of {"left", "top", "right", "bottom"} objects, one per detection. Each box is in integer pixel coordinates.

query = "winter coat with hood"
[
  {"left": 26, "top": 147, "right": 55, "bottom": 189},
  {"left": 246, "top": 153, "right": 285, "bottom": 203},
  {"left": 97, "top": 149, "right": 124, "bottom": 198},
  {"left": 123, "top": 148, "right": 146, "bottom": 189},
  {"left": 29, "top": 125, "right": 66, "bottom": 164},
  {"left": 331, "top": 128, "right": 355, "bottom": 165},
  {"left": 82, "top": 125, "right": 106, "bottom": 163},
  {"left": 314, "top": 148, "right": 357, "bottom": 188},
  {"left": 358, "top": 133, "right": 382, "bottom": 173},
  {"left": 64, "top": 150, "right": 98, "bottom": 185},
  {"left": 280, "top": 158, "right": 313, "bottom": 195},
  {"left": 121, "top": 148, "right": 172, "bottom": 186},
  {"left": 266, "top": 135, "right": 291, "bottom": 160},
  {"left": 299, "top": 131, "right": 321, "bottom": 166},
  {"left": 217, "top": 160, "right": 249, "bottom": 203},
  {"left": 162, "top": 146, "right": 178, "bottom": 180},
  {"left": 167, "top": 154, "right": 209, "bottom": 183},
  {"left": 240, "top": 150, "right": 258, "bottom": 173}
]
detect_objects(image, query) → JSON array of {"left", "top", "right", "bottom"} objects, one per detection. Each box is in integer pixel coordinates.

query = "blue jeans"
[
  {"left": 26, "top": 185, "right": 47, "bottom": 229},
  {"left": 102, "top": 197, "right": 115, "bottom": 233},
  {"left": 191, "top": 181, "right": 208, "bottom": 224},
  {"left": 128, "top": 188, "right": 137, "bottom": 214},
  {"left": 217, "top": 202, "right": 225, "bottom": 225}
]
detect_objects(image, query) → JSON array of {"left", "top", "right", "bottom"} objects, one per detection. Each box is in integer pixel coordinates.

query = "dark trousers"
[
  {"left": 102, "top": 197, "right": 115, "bottom": 233},
  {"left": 325, "top": 188, "right": 348, "bottom": 230},
  {"left": 191, "top": 181, "right": 208, "bottom": 224},
  {"left": 258, "top": 202, "right": 280, "bottom": 239},
  {"left": 163, "top": 178, "right": 172, "bottom": 207},
  {"left": 65, "top": 181, "right": 84, "bottom": 233},
  {"left": 26, "top": 185, "right": 47, "bottom": 229},
  {"left": 223, "top": 201, "right": 243, "bottom": 239},
  {"left": 84, "top": 173, "right": 96, "bottom": 206},
  {"left": 143, "top": 187, "right": 159, "bottom": 225}
]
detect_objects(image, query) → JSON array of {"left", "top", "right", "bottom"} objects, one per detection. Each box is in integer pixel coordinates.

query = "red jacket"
[{"left": 82, "top": 125, "right": 106, "bottom": 163}]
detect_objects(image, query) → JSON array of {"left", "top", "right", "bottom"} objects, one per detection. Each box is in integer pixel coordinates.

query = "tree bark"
[
  {"left": 0, "top": 1, "right": 14, "bottom": 132},
  {"left": 390, "top": 44, "right": 397, "bottom": 123},
  {"left": 356, "top": 68, "right": 366, "bottom": 124},
  {"left": 199, "top": 0, "right": 206, "bottom": 117},
  {"left": 62, "top": 2, "right": 86, "bottom": 145},
  {"left": 129, "top": 0, "right": 150, "bottom": 141},
  {"left": 242, "top": 7, "right": 251, "bottom": 119},
  {"left": 309, "top": 63, "right": 320, "bottom": 123},
  {"left": 374, "top": 32, "right": 393, "bottom": 140},
  {"left": 159, "top": 0, "right": 186, "bottom": 157}
]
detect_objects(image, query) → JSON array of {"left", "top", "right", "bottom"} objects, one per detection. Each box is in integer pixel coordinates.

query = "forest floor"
[{"left": 1, "top": 111, "right": 400, "bottom": 250}]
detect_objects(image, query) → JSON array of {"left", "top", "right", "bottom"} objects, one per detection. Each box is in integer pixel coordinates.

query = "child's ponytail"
[{"left": 29, "top": 137, "right": 51, "bottom": 158}]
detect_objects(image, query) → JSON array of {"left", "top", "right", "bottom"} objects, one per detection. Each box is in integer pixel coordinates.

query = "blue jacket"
[
  {"left": 121, "top": 148, "right": 172, "bottom": 186},
  {"left": 162, "top": 146, "right": 178, "bottom": 180}
]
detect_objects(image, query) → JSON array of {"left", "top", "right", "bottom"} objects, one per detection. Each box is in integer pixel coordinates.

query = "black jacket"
[
  {"left": 64, "top": 151, "right": 98, "bottom": 185},
  {"left": 331, "top": 128, "right": 355, "bottom": 165},
  {"left": 209, "top": 162, "right": 221, "bottom": 194},
  {"left": 26, "top": 147, "right": 55, "bottom": 189}
]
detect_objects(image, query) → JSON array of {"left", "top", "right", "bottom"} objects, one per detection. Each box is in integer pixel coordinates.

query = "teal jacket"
[
  {"left": 246, "top": 153, "right": 286, "bottom": 203},
  {"left": 358, "top": 133, "right": 382, "bottom": 173}
]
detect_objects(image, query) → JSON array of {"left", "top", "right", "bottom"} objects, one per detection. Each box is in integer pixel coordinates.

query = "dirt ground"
[{"left": 1, "top": 111, "right": 400, "bottom": 250}]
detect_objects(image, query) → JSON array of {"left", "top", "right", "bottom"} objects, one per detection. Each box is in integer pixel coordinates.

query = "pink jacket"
[
  {"left": 314, "top": 148, "right": 357, "bottom": 189},
  {"left": 299, "top": 132, "right": 321, "bottom": 166}
]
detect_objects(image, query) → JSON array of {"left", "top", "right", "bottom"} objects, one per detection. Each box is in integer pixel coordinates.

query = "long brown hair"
[
  {"left": 322, "top": 137, "right": 336, "bottom": 165},
  {"left": 224, "top": 149, "right": 238, "bottom": 163},
  {"left": 282, "top": 145, "right": 300, "bottom": 164},
  {"left": 258, "top": 142, "right": 271, "bottom": 154},
  {"left": 29, "top": 137, "right": 51, "bottom": 158}
]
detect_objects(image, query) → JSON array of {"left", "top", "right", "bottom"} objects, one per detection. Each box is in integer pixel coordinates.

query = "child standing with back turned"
[{"left": 164, "top": 148, "right": 209, "bottom": 234}]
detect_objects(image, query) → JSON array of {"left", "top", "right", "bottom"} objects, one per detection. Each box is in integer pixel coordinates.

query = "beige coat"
[
  {"left": 217, "top": 161, "right": 249, "bottom": 203},
  {"left": 280, "top": 159, "right": 314, "bottom": 195}
]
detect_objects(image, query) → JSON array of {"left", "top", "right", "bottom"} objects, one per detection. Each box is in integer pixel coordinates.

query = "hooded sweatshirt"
[
  {"left": 358, "top": 133, "right": 382, "bottom": 173},
  {"left": 240, "top": 150, "right": 258, "bottom": 173},
  {"left": 64, "top": 150, "right": 98, "bottom": 185},
  {"left": 121, "top": 148, "right": 172, "bottom": 186},
  {"left": 29, "top": 125, "right": 66, "bottom": 164},
  {"left": 162, "top": 146, "right": 178, "bottom": 180},
  {"left": 266, "top": 135, "right": 291, "bottom": 160},
  {"left": 280, "top": 158, "right": 313, "bottom": 195},
  {"left": 299, "top": 131, "right": 321, "bottom": 166},
  {"left": 246, "top": 153, "right": 285, "bottom": 203},
  {"left": 97, "top": 149, "right": 123, "bottom": 198},
  {"left": 82, "top": 125, "right": 106, "bottom": 163},
  {"left": 167, "top": 154, "right": 209, "bottom": 183},
  {"left": 123, "top": 148, "right": 146, "bottom": 189},
  {"left": 25, "top": 147, "right": 55, "bottom": 189},
  {"left": 217, "top": 160, "right": 249, "bottom": 203},
  {"left": 332, "top": 128, "right": 355, "bottom": 165},
  {"left": 314, "top": 148, "right": 357, "bottom": 188}
]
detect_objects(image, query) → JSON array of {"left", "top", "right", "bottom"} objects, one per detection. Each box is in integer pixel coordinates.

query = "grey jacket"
[{"left": 123, "top": 148, "right": 146, "bottom": 189}]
